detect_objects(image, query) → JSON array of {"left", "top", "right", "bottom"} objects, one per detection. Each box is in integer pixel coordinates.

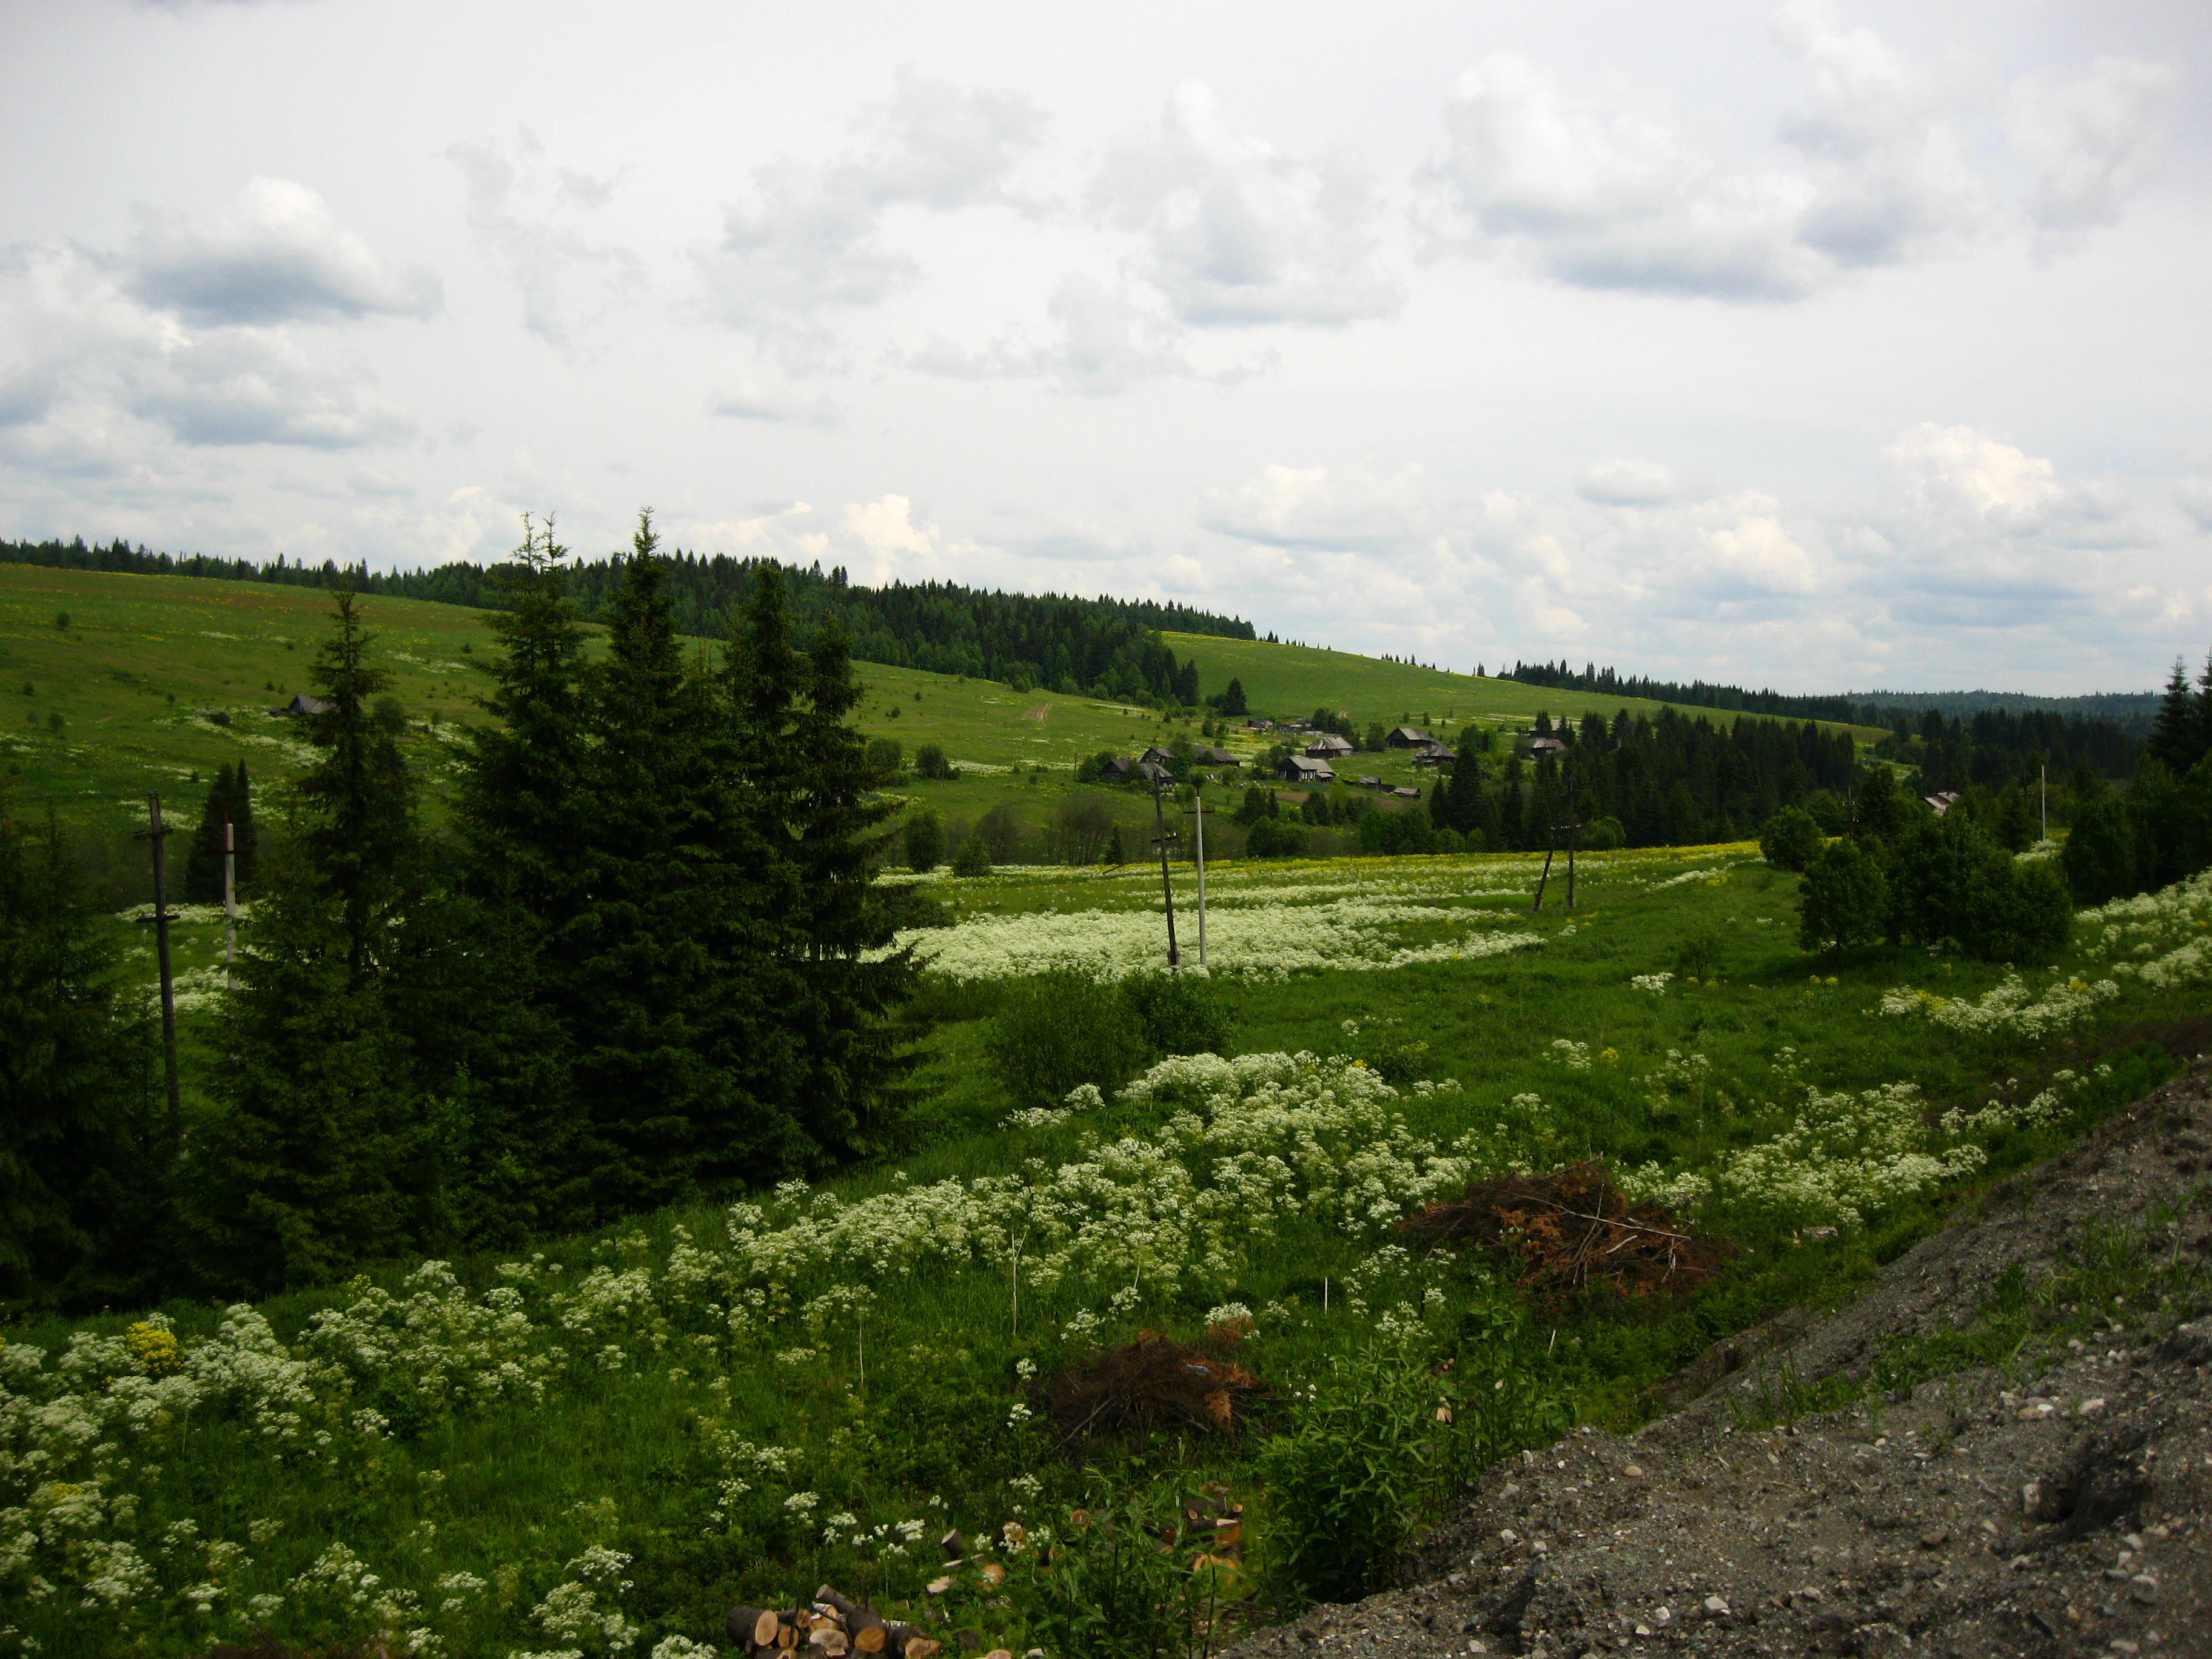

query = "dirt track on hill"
[{"left": 1228, "top": 1057, "right": 2212, "bottom": 1659}]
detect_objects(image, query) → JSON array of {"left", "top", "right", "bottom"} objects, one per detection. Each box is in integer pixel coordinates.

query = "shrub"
[
  {"left": 1246, "top": 817, "right": 1309, "bottom": 858},
  {"left": 985, "top": 971, "right": 1150, "bottom": 1104},
  {"left": 951, "top": 835, "right": 991, "bottom": 877},
  {"left": 1759, "top": 805, "right": 1822, "bottom": 872},
  {"left": 1965, "top": 854, "right": 2073, "bottom": 964},
  {"left": 1891, "top": 813, "right": 2073, "bottom": 962},
  {"left": 1672, "top": 928, "right": 1723, "bottom": 980},
  {"left": 913, "top": 743, "right": 957, "bottom": 780},
  {"left": 1580, "top": 815, "right": 1625, "bottom": 851},
  {"left": 1798, "top": 837, "right": 1888, "bottom": 953},
  {"left": 1026, "top": 1499, "right": 1216, "bottom": 1659},
  {"left": 1122, "top": 972, "right": 1228, "bottom": 1057},
  {"left": 865, "top": 736, "right": 903, "bottom": 780},
  {"left": 1357, "top": 809, "right": 1433, "bottom": 856},
  {"left": 904, "top": 809, "right": 945, "bottom": 872}
]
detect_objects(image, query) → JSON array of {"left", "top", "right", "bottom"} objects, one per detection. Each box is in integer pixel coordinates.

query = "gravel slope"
[{"left": 1228, "top": 1057, "right": 2212, "bottom": 1658}]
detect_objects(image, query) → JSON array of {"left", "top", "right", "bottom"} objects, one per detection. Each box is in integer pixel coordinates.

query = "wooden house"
[{"left": 1385, "top": 726, "right": 1432, "bottom": 748}]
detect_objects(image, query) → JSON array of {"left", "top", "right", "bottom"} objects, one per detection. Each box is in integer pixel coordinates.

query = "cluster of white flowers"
[
  {"left": 885, "top": 896, "right": 1543, "bottom": 982},
  {"left": 1548, "top": 1040, "right": 1591, "bottom": 1070},
  {"left": 1875, "top": 971, "right": 2119, "bottom": 1038},
  {"left": 1709, "top": 1081, "right": 1983, "bottom": 1230},
  {"left": 1630, "top": 972, "right": 1674, "bottom": 995}
]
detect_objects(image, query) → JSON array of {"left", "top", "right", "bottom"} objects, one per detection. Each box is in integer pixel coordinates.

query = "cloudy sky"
[{"left": 2, "top": 0, "right": 2207, "bottom": 693}]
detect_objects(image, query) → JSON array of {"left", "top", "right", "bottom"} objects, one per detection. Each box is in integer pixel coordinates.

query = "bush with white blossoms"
[{"left": 1876, "top": 971, "right": 2119, "bottom": 1040}]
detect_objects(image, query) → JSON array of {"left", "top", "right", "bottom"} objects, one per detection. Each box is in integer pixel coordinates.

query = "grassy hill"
[
  {"left": 1, "top": 564, "right": 1882, "bottom": 903},
  {"left": 1165, "top": 631, "right": 1887, "bottom": 743}
]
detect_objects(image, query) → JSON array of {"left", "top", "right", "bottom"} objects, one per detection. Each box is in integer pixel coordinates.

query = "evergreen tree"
[
  {"left": 182, "top": 762, "right": 256, "bottom": 902},
  {"left": 2146, "top": 657, "right": 2202, "bottom": 774},
  {"left": 198, "top": 586, "right": 434, "bottom": 1291},
  {"left": 0, "top": 799, "right": 155, "bottom": 1304},
  {"left": 749, "top": 585, "right": 922, "bottom": 1161},
  {"left": 1797, "top": 837, "right": 1888, "bottom": 953},
  {"left": 2059, "top": 788, "right": 2135, "bottom": 904},
  {"left": 1219, "top": 677, "right": 1247, "bottom": 716},
  {"left": 905, "top": 811, "right": 946, "bottom": 871}
]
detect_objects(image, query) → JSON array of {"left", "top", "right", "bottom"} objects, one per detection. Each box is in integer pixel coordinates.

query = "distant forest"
[
  {"left": 1500, "top": 657, "right": 2148, "bottom": 779},
  {"left": 0, "top": 534, "right": 1253, "bottom": 705}
]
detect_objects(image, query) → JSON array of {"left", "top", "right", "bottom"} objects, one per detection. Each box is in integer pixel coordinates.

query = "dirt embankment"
[{"left": 1230, "top": 1057, "right": 2212, "bottom": 1658}]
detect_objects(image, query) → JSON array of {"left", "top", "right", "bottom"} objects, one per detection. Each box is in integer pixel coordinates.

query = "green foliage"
[
  {"left": 182, "top": 760, "right": 256, "bottom": 902},
  {"left": 0, "top": 802, "right": 155, "bottom": 1304},
  {"left": 1356, "top": 807, "right": 1433, "bottom": 856},
  {"left": 905, "top": 810, "right": 946, "bottom": 871},
  {"left": 1797, "top": 836, "right": 1888, "bottom": 953},
  {"left": 914, "top": 743, "right": 957, "bottom": 780},
  {"left": 1121, "top": 971, "right": 1229, "bottom": 1058},
  {"left": 1027, "top": 1500, "right": 1222, "bottom": 1659},
  {"left": 1256, "top": 1330, "right": 1567, "bottom": 1610},
  {"left": 951, "top": 834, "right": 991, "bottom": 877},
  {"left": 1758, "top": 805, "right": 1822, "bottom": 872},
  {"left": 1888, "top": 813, "right": 2071, "bottom": 962},
  {"left": 985, "top": 971, "right": 1150, "bottom": 1105},
  {"left": 1581, "top": 814, "right": 1625, "bottom": 851},
  {"left": 1245, "top": 817, "right": 1309, "bottom": 858},
  {"left": 866, "top": 736, "right": 903, "bottom": 780}
]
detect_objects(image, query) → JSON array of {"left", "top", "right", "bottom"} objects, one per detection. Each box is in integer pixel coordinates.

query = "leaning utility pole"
[
  {"left": 1532, "top": 774, "right": 1582, "bottom": 913},
  {"left": 137, "top": 793, "right": 181, "bottom": 1119},
  {"left": 1150, "top": 776, "right": 1181, "bottom": 970}
]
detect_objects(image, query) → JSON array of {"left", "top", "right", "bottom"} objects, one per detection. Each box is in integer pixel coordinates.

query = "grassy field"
[
  {"left": 8, "top": 834, "right": 2208, "bottom": 1658},
  {"left": 1, "top": 565, "right": 1880, "bottom": 896},
  {"left": 1165, "top": 631, "right": 1887, "bottom": 745}
]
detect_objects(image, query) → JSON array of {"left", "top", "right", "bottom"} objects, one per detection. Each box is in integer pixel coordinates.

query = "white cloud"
[
  {"left": 1094, "top": 82, "right": 1402, "bottom": 327},
  {"left": 900, "top": 273, "right": 1199, "bottom": 396},
  {"left": 1423, "top": 8, "right": 2173, "bottom": 300},
  {"left": 447, "top": 133, "right": 645, "bottom": 350},
  {"left": 1882, "top": 421, "right": 2060, "bottom": 520},
  {"left": 695, "top": 70, "right": 1047, "bottom": 369},
  {"left": 1202, "top": 461, "right": 1430, "bottom": 552},
  {"left": 127, "top": 177, "right": 440, "bottom": 325},
  {"left": 2177, "top": 477, "right": 2212, "bottom": 534},
  {"left": 0, "top": 240, "right": 409, "bottom": 457},
  {"left": 1578, "top": 457, "right": 1678, "bottom": 506},
  {"left": 2008, "top": 57, "right": 2182, "bottom": 260},
  {"left": 707, "top": 382, "right": 843, "bottom": 427}
]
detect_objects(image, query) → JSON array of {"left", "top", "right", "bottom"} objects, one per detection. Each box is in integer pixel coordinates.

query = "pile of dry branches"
[
  {"left": 1037, "top": 1329, "right": 1272, "bottom": 1448},
  {"left": 1398, "top": 1161, "right": 1721, "bottom": 1298}
]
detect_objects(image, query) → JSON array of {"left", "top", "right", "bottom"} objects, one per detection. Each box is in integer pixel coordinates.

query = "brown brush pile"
[
  {"left": 1398, "top": 1161, "right": 1723, "bottom": 1298},
  {"left": 1039, "top": 1328, "right": 1272, "bottom": 1447}
]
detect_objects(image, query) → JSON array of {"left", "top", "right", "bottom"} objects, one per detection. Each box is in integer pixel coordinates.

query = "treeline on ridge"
[
  {"left": 0, "top": 533, "right": 1245, "bottom": 705},
  {"left": 1500, "top": 657, "right": 2148, "bottom": 774}
]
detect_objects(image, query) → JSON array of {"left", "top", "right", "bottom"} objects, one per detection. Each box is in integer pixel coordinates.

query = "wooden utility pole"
[
  {"left": 1532, "top": 774, "right": 1581, "bottom": 913},
  {"left": 223, "top": 806, "right": 238, "bottom": 994},
  {"left": 138, "top": 793, "right": 181, "bottom": 1119},
  {"left": 1150, "top": 777, "right": 1181, "bottom": 970},
  {"left": 1192, "top": 782, "right": 1208, "bottom": 969}
]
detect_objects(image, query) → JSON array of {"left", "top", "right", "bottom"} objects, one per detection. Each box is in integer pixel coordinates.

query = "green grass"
[
  {"left": 10, "top": 843, "right": 2209, "bottom": 1658},
  {"left": 1165, "top": 631, "right": 1887, "bottom": 743}
]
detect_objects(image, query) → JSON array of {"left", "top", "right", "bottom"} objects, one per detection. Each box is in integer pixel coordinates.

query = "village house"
[
  {"left": 1141, "top": 746, "right": 1176, "bottom": 766},
  {"left": 1392, "top": 785, "right": 1421, "bottom": 799},
  {"left": 270, "top": 692, "right": 330, "bottom": 717},
  {"left": 1412, "top": 743, "right": 1456, "bottom": 768},
  {"left": 1138, "top": 760, "right": 1174, "bottom": 784},
  {"left": 1194, "top": 746, "right": 1240, "bottom": 766},
  {"left": 1526, "top": 732, "right": 1568, "bottom": 757},
  {"left": 1098, "top": 756, "right": 1136, "bottom": 782},
  {"left": 1925, "top": 790, "right": 1962, "bottom": 815},
  {"left": 1279, "top": 755, "right": 1336, "bottom": 784},
  {"left": 1304, "top": 732, "right": 1355, "bottom": 759},
  {"left": 1356, "top": 775, "right": 1384, "bottom": 789},
  {"left": 1385, "top": 725, "right": 1432, "bottom": 748}
]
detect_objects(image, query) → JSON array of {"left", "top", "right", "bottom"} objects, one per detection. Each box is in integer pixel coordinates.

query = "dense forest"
[
  {"left": 0, "top": 534, "right": 1244, "bottom": 703},
  {"left": 1500, "top": 656, "right": 2153, "bottom": 767}
]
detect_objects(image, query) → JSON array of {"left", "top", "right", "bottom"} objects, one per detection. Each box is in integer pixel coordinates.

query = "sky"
[{"left": 1, "top": 0, "right": 2208, "bottom": 695}]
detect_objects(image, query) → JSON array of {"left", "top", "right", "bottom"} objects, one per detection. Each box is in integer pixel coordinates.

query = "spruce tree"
[
  {"left": 183, "top": 762, "right": 257, "bottom": 903},
  {"left": 0, "top": 799, "right": 155, "bottom": 1303},
  {"left": 2147, "top": 657, "right": 2202, "bottom": 774},
  {"left": 199, "top": 586, "right": 434, "bottom": 1291}
]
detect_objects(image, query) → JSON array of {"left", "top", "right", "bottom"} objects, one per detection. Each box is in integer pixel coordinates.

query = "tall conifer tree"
[{"left": 199, "top": 586, "right": 433, "bottom": 1291}]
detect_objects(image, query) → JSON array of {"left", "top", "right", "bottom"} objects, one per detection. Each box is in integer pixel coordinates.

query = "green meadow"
[{"left": 8, "top": 824, "right": 2207, "bottom": 1658}]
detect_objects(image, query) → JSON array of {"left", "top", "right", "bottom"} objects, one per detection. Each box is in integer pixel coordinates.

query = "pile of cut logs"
[{"left": 726, "top": 1586, "right": 942, "bottom": 1658}]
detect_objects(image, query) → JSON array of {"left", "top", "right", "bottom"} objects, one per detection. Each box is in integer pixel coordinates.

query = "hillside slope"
[
  {"left": 1165, "top": 632, "right": 1886, "bottom": 743},
  {"left": 1230, "top": 1056, "right": 2212, "bottom": 1659}
]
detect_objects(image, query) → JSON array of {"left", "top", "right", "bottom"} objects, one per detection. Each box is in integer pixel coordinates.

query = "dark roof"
[
  {"left": 1527, "top": 735, "right": 1567, "bottom": 753},
  {"left": 1356, "top": 775, "right": 1383, "bottom": 788},
  {"left": 1392, "top": 785, "right": 1421, "bottom": 798},
  {"left": 270, "top": 693, "right": 329, "bottom": 717},
  {"left": 1138, "top": 760, "right": 1174, "bottom": 783},
  {"left": 1141, "top": 746, "right": 1176, "bottom": 765},
  {"left": 1386, "top": 726, "right": 1432, "bottom": 746},
  {"left": 1195, "top": 746, "right": 1239, "bottom": 765},
  {"left": 1279, "top": 756, "right": 1335, "bottom": 781},
  {"left": 1099, "top": 756, "right": 1136, "bottom": 777}
]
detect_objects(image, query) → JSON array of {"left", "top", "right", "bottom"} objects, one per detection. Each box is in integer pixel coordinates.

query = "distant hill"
[{"left": 0, "top": 535, "right": 1253, "bottom": 706}]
